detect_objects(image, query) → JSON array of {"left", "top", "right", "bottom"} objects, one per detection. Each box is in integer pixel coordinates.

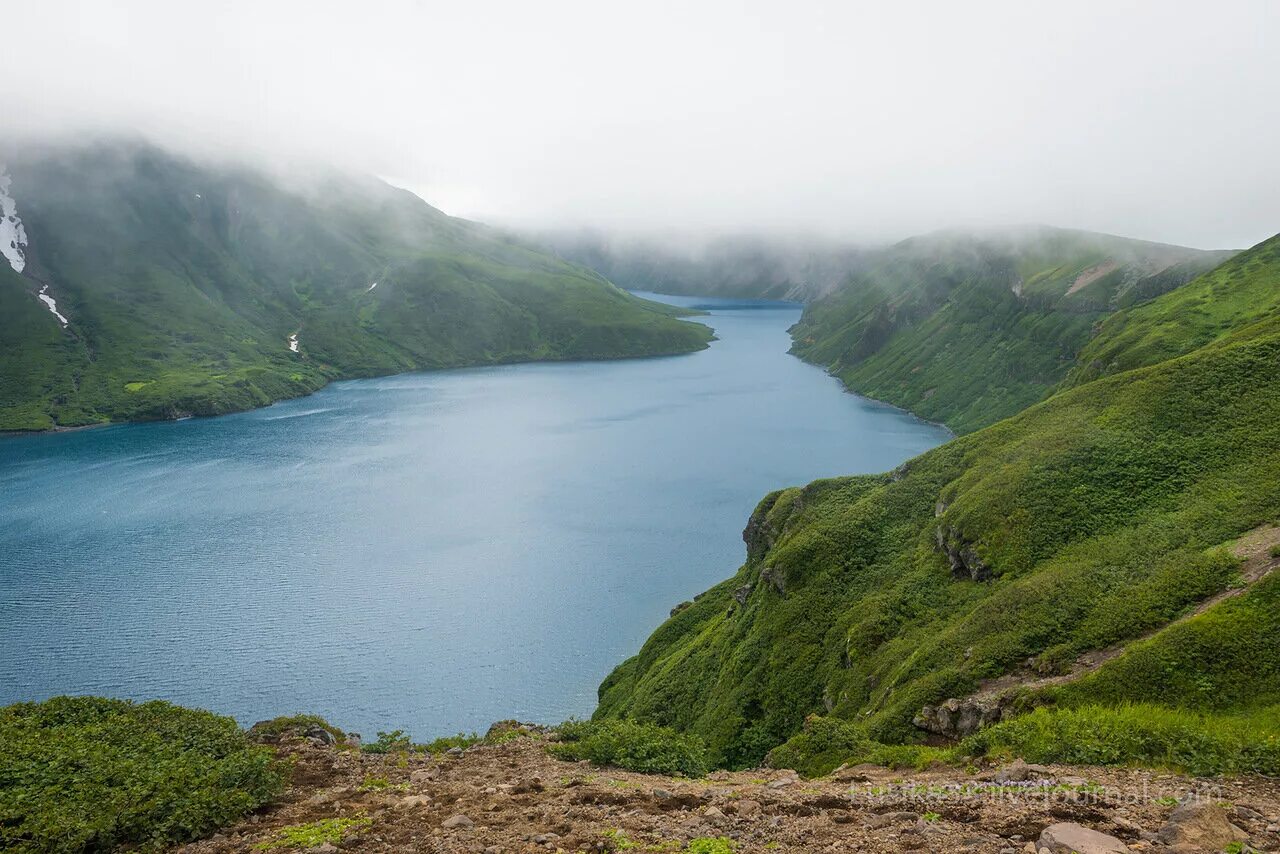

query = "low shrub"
[
  {"left": 0, "top": 696, "right": 285, "bottom": 853},
  {"left": 962, "top": 703, "right": 1280, "bottom": 776},
  {"left": 685, "top": 838, "right": 735, "bottom": 854},
  {"left": 420, "top": 732, "right": 482, "bottom": 754},
  {"left": 360, "top": 729, "right": 482, "bottom": 755},
  {"left": 549, "top": 719, "right": 709, "bottom": 777},
  {"left": 360, "top": 729, "right": 413, "bottom": 754},
  {"left": 253, "top": 815, "right": 371, "bottom": 850},
  {"left": 766, "top": 715, "right": 956, "bottom": 777}
]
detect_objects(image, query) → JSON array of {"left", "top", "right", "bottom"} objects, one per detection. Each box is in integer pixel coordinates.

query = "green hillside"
[
  {"left": 1067, "top": 233, "right": 1280, "bottom": 386},
  {"left": 790, "top": 227, "right": 1233, "bottom": 434},
  {"left": 0, "top": 141, "right": 711, "bottom": 431},
  {"left": 597, "top": 234, "right": 1280, "bottom": 772}
]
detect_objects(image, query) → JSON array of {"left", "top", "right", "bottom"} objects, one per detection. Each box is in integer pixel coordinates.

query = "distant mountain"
[
  {"left": 538, "top": 231, "right": 868, "bottom": 302},
  {"left": 0, "top": 141, "right": 711, "bottom": 431},
  {"left": 790, "top": 226, "right": 1235, "bottom": 433}
]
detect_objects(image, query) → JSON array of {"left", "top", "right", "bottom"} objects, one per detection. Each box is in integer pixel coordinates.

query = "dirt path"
[{"left": 971, "top": 525, "right": 1280, "bottom": 703}]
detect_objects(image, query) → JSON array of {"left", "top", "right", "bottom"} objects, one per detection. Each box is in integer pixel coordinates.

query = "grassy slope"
[
  {"left": 597, "top": 234, "right": 1280, "bottom": 769},
  {"left": 0, "top": 142, "right": 711, "bottom": 431},
  {"left": 1066, "top": 233, "right": 1280, "bottom": 387},
  {"left": 790, "top": 227, "right": 1232, "bottom": 434}
]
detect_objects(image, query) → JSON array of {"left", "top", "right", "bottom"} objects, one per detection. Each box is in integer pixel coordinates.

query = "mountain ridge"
[
  {"left": 0, "top": 140, "right": 713, "bottom": 432},
  {"left": 788, "top": 225, "right": 1236, "bottom": 433}
]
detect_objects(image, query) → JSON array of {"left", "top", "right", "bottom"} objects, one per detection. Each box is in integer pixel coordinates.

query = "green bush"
[
  {"left": 254, "top": 815, "right": 371, "bottom": 850},
  {"left": 962, "top": 703, "right": 1280, "bottom": 776},
  {"left": 0, "top": 696, "right": 285, "bottom": 853},
  {"left": 419, "top": 732, "right": 483, "bottom": 754},
  {"left": 549, "top": 719, "right": 708, "bottom": 777},
  {"left": 766, "top": 715, "right": 955, "bottom": 777},
  {"left": 360, "top": 729, "right": 413, "bottom": 754},
  {"left": 685, "top": 838, "right": 735, "bottom": 854},
  {"left": 359, "top": 729, "right": 482, "bottom": 755}
]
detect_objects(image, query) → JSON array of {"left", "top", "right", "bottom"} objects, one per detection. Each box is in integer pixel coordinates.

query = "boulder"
[
  {"left": 995, "top": 758, "right": 1055, "bottom": 783},
  {"left": 395, "top": 795, "right": 432, "bottom": 809},
  {"left": 442, "top": 814, "right": 474, "bottom": 829},
  {"left": 1157, "top": 800, "right": 1248, "bottom": 849},
  {"left": 1037, "top": 822, "right": 1128, "bottom": 854}
]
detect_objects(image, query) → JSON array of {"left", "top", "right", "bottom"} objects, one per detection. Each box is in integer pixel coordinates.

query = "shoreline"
[{"left": 0, "top": 336, "right": 716, "bottom": 440}]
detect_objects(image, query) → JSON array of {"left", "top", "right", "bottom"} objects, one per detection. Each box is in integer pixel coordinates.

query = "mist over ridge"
[{"left": 5, "top": 0, "right": 1278, "bottom": 250}]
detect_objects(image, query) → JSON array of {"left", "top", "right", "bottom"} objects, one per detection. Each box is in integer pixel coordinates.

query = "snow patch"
[
  {"left": 367, "top": 281, "right": 378, "bottom": 291},
  {"left": 0, "top": 169, "right": 28, "bottom": 273},
  {"left": 38, "top": 284, "right": 69, "bottom": 326},
  {"left": 288, "top": 332, "right": 300, "bottom": 353},
  {"left": 194, "top": 193, "right": 202, "bottom": 199}
]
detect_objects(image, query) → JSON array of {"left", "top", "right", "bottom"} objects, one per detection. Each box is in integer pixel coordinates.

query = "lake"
[{"left": 0, "top": 293, "right": 949, "bottom": 738}]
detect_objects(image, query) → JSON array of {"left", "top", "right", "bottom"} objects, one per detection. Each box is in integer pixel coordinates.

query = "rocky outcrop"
[
  {"left": 935, "top": 524, "right": 991, "bottom": 581},
  {"left": 1038, "top": 822, "right": 1128, "bottom": 854},
  {"left": 743, "top": 492, "right": 785, "bottom": 563},
  {"left": 913, "top": 695, "right": 1009, "bottom": 737},
  {"left": 1157, "top": 799, "right": 1248, "bottom": 850},
  {"left": 759, "top": 564, "right": 787, "bottom": 596}
]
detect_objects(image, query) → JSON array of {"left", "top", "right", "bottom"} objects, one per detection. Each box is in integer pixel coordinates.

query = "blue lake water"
[{"left": 0, "top": 293, "right": 949, "bottom": 738}]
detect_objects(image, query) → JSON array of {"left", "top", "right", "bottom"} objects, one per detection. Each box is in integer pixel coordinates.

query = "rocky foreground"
[{"left": 174, "top": 724, "right": 1280, "bottom": 854}]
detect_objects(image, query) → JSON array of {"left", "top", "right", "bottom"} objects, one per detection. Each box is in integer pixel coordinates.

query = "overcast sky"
[{"left": 6, "top": 1, "right": 1278, "bottom": 248}]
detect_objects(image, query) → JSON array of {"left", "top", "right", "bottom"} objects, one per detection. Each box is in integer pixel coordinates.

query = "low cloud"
[{"left": 6, "top": 0, "right": 1278, "bottom": 249}]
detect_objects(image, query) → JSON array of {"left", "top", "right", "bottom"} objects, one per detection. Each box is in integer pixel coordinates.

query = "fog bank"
[{"left": 6, "top": 1, "right": 1278, "bottom": 248}]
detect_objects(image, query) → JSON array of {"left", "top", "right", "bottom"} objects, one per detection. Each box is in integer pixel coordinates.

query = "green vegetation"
[
  {"left": 549, "top": 719, "right": 709, "bottom": 777},
  {"left": 764, "top": 716, "right": 953, "bottom": 778},
  {"left": 684, "top": 839, "right": 735, "bottom": 854},
  {"left": 791, "top": 227, "right": 1231, "bottom": 433},
  {"left": 360, "top": 729, "right": 414, "bottom": 754},
  {"left": 1051, "top": 571, "right": 1280, "bottom": 712},
  {"left": 359, "top": 728, "right": 484, "bottom": 755},
  {"left": 1067, "top": 234, "right": 1280, "bottom": 387},
  {"left": 963, "top": 704, "right": 1280, "bottom": 777},
  {"left": 358, "top": 775, "right": 408, "bottom": 792},
  {"left": 419, "top": 732, "right": 484, "bottom": 753},
  {"left": 597, "top": 234, "right": 1280, "bottom": 772},
  {"left": 0, "top": 696, "right": 284, "bottom": 853},
  {"left": 253, "top": 815, "right": 372, "bottom": 850},
  {"left": 0, "top": 140, "right": 711, "bottom": 431}
]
